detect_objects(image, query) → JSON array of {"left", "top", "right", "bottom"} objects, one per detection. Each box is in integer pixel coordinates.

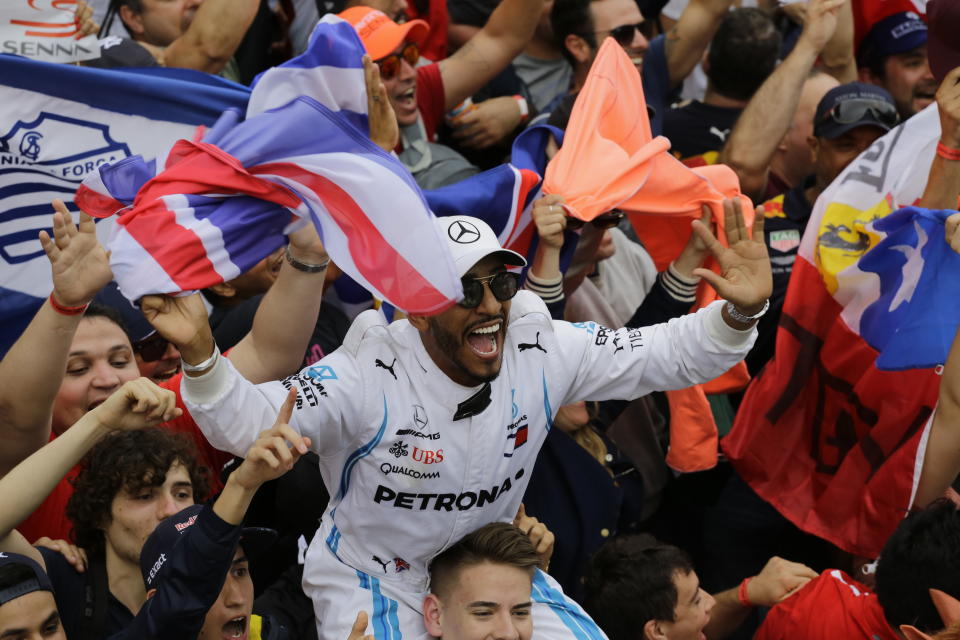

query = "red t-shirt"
[
  {"left": 416, "top": 63, "right": 446, "bottom": 142},
  {"left": 18, "top": 373, "right": 232, "bottom": 543},
  {"left": 754, "top": 570, "right": 899, "bottom": 640}
]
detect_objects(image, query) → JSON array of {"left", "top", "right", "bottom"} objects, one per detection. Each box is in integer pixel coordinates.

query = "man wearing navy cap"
[
  {"left": 0, "top": 552, "right": 64, "bottom": 640},
  {"left": 748, "top": 82, "right": 900, "bottom": 374},
  {"left": 857, "top": 11, "right": 936, "bottom": 119}
]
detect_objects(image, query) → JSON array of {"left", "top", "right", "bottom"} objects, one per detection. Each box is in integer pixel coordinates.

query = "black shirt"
[
  {"left": 39, "top": 547, "right": 134, "bottom": 639},
  {"left": 662, "top": 100, "right": 742, "bottom": 160}
]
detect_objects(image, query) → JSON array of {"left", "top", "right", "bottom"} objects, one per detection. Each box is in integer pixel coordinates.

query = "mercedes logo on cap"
[{"left": 448, "top": 220, "right": 481, "bottom": 244}]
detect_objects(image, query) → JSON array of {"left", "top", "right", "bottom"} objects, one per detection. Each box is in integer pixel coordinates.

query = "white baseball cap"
[{"left": 435, "top": 215, "right": 527, "bottom": 277}]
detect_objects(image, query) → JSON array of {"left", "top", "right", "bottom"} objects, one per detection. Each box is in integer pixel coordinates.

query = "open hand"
[
  {"left": 673, "top": 204, "right": 713, "bottom": 279},
  {"left": 692, "top": 198, "right": 772, "bottom": 314},
  {"left": 39, "top": 200, "right": 113, "bottom": 308},
  {"left": 232, "top": 387, "right": 312, "bottom": 490},
  {"left": 364, "top": 55, "right": 399, "bottom": 152},
  {"left": 34, "top": 537, "right": 88, "bottom": 573},
  {"left": 89, "top": 377, "right": 181, "bottom": 431}
]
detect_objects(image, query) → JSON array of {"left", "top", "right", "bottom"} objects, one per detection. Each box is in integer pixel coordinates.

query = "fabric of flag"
[
  {"left": 724, "top": 103, "right": 943, "bottom": 558},
  {"left": 858, "top": 207, "right": 960, "bottom": 371},
  {"left": 424, "top": 125, "right": 576, "bottom": 266},
  {"left": 0, "top": 53, "right": 249, "bottom": 355},
  {"left": 544, "top": 38, "right": 753, "bottom": 273},
  {"left": 76, "top": 16, "right": 462, "bottom": 316}
]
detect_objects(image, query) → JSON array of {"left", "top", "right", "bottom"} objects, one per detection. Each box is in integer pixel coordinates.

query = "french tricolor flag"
[{"left": 75, "top": 16, "right": 462, "bottom": 315}]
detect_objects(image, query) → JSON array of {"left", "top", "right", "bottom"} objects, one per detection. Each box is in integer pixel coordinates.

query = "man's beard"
[{"left": 428, "top": 316, "right": 503, "bottom": 386}]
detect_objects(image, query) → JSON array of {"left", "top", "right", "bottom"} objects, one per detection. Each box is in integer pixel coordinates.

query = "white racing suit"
[{"left": 183, "top": 292, "right": 756, "bottom": 640}]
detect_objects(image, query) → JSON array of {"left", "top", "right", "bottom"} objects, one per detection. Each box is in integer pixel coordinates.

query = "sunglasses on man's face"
[
  {"left": 134, "top": 332, "right": 170, "bottom": 362},
  {"left": 376, "top": 42, "right": 420, "bottom": 81},
  {"left": 458, "top": 272, "right": 521, "bottom": 309},
  {"left": 816, "top": 98, "right": 900, "bottom": 131},
  {"left": 564, "top": 209, "right": 626, "bottom": 231},
  {"left": 596, "top": 22, "right": 645, "bottom": 47}
]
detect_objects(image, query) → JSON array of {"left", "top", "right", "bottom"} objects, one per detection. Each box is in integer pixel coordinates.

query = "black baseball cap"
[
  {"left": 139, "top": 505, "right": 277, "bottom": 590},
  {"left": 858, "top": 11, "right": 927, "bottom": 68},
  {"left": 0, "top": 552, "right": 55, "bottom": 606},
  {"left": 813, "top": 83, "right": 899, "bottom": 140}
]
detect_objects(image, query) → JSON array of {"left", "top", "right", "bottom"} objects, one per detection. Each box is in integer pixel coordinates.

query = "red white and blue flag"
[{"left": 76, "top": 16, "right": 462, "bottom": 315}]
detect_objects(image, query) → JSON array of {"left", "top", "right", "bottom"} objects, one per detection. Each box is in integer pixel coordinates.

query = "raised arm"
[
  {"left": 118, "top": 390, "right": 309, "bottom": 640},
  {"left": 151, "top": 0, "right": 258, "bottom": 73},
  {"left": 664, "top": 0, "right": 735, "bottom": 88},
  {"left": 918, "top": 67, "right": 960, "bottom": 211},
  {"left": 142, "top": 224, "right": 329, "bottom": 384},
  {"left": 819, "top": 0, "right": 856, "bottom": 83},
  {"left": 0, "top": 201, "right": 112, "bottom": 476},
  {"left": 0, "top": 379, "right": 179, "bottom": 568},
  {"left": 720, "top": 0, "right": 844, "bottom": 201},
  {"left": 225, "top": 224, "right": 330, "bottom": 382},
  {"left": 437, "top": 0, "right": 545, "bottom": 111}
]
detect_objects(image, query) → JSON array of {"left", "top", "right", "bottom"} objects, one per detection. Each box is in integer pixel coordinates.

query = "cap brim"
[
  {"left": 454, "top": 248, "right": 527, "bottom": 277},
  {"left": 366, "top": 19, "right": 430, "bottom": 60},
  {"left": 816, "top": 118, "right": 892, "bottom": 140}
]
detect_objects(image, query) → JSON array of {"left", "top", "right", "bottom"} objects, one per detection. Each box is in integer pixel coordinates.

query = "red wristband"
[
  {"left": 937, "top": 142, "right": 960, "bottom": 162},
  {"left": 49, "top": 292, "right": 89, "bottom": 316},
  {"left": 738, "top": 577, "right": 753, "bottom": 607}
]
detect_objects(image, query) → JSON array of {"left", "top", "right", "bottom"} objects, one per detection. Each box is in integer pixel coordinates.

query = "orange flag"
[{"left": 544, "top": 37, "right": 754, "bottom": 472}]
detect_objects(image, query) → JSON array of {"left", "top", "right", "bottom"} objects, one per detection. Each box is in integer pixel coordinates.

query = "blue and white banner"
[{"left": 0, "top": 54, "right": 249, "bottom": 354}]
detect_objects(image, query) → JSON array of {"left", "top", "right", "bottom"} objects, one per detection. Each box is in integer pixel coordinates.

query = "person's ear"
[
  {"left": 423, "top": 593, "right": 444, "bottom": 638},
  {"left": 145, "top": 588, "right": 157, "bottom": 601},
  {"left": 406, "top": 313, "right": 429, "bottom": 331},
  {"left": 207, "top": 282, "right": 237, "bottom": 298},
  {"left": 564, "top": 34, "right": 593, "bottom": 65},
  {"left": 808, "top": 135, "right": 820, "bottom": 164},
  {"left": 118, "top": 4, "right": 145, "bottom": 36},
  {"left": 643, "top": 619, "right": 667, "bottom": 640}
]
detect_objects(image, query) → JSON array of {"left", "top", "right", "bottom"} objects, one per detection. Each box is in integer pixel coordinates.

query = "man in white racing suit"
[{"left": 175, "top": 200, "right": 772, "bottom": 640}]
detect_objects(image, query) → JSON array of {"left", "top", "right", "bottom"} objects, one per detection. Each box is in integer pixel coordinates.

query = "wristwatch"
[{"left": 724, "top": 299, "right": 769, "bottom": 324}]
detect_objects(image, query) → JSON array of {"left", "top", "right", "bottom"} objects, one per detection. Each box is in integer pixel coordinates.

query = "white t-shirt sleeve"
[{"left": 553, "top": 301, "right": 756, "bottom": 403}]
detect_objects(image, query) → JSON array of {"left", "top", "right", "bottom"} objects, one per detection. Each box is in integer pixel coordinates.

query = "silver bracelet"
[
  {"left": 181, "top": 344, "right": 220, "bottom": 373},
  {"left": 724, "top": 299, "right": 770, "bottom": 323},
  {"left": 285, "top": 245, "right": 330, "bottom": 273}
]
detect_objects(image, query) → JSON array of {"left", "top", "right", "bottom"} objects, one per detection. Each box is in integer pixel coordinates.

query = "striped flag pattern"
[{"left": 75, "top": 16, "right": 462, "bottom": 315}]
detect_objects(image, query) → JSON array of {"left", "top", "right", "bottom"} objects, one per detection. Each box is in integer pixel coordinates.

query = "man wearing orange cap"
[{"left": 339, "top": 1, "right": 543, "bottom": 188}]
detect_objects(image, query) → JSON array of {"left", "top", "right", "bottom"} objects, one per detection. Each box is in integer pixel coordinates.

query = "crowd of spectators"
[{"left": 2, "top": 0, "right": 960, "bottom": 639}]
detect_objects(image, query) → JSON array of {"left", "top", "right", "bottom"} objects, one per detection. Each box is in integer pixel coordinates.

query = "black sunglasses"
[
  {"left": 596, "top": 22, "right": 645, "bottom": 47},
  {"left": 134, "top": 332, "right": 170, "bottom": 362},
  {"left": 816, "top": 98, "right": 900, "bottom": 131},
  {"left": 565, "top": 209, "right": 625, "bottom": 231},
  {"left": 459, "top": 272, "right": 520, "bottom": 309}
]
